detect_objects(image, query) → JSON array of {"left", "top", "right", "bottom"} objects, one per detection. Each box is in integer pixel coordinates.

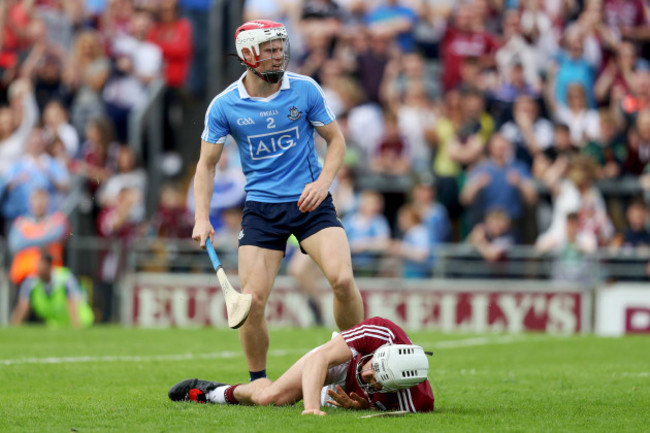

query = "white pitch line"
[
  {"left": 0, "top": 335, "right": 541, "bottom": 367},
  {"left": 0, "top": 348, "right": 304, "bottom": 366},
  {"left": 425, "top": 335, "right": 536, "bottom": 349}
]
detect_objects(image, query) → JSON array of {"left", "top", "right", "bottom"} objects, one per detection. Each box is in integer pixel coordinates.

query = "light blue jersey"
[{"left": 201, "top": 72, "right": 336, "bottom": 202}]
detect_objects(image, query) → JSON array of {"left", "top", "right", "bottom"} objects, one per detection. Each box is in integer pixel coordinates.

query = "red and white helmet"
[{"left": 234, "top": 20, "right": 290, "bottom": 83}]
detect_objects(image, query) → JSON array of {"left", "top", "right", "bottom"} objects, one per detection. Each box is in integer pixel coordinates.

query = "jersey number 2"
[{"left": 266, "top": 118, "right": 276, "bottom": 129}]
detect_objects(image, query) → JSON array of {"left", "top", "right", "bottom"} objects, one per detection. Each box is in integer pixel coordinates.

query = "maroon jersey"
[{"left": 340, "top": 317, "right": 435, "bottom": 413}]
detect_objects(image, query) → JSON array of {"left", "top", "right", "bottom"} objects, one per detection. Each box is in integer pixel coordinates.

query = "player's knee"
[
  {"left": 253, "top": 389, "right": 281, "bottom": 406},
  {"left": 245, "top": 291, "right": 269, "bottom": 316},
  {"left": 330, "top": 273, "right": 355, "bottom": 298}
]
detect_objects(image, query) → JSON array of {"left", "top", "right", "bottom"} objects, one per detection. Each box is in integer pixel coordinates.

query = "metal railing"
[
  {"left": 1, "top": 236, "right": 648, "bottom": 325},
  {"left": 127, "top": 78, "right": 166, "bottom": 216}
]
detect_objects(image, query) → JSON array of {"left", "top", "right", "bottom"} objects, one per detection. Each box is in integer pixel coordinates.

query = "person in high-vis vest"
[{"left": 10, "top": 253, "right": 94, "bottom": 328}]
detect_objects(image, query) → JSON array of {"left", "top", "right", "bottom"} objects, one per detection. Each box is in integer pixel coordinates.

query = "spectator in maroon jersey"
[
  {"left": 150, "top": 182, "right": 193, "bottom": 240},
  {"left": 168, "top": 317, "right": 434, "bottom": 414},
  {"left": 440, "top": 3, "right": 499, "bottom": 91}
]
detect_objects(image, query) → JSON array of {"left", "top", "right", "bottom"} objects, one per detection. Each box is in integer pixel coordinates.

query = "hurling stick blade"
[
  {"left": 360, "top": 410, "right": 410, "bottom": 418},
  {"left": 216, "top": 267, "right": 252, "bottom": 329},
  {"left": 205, "top": 239, "right": 251, "bottom": 329}
]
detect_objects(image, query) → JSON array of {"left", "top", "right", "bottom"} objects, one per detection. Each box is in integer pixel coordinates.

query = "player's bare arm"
[
  {"left": 192, "top": 140, "right": 224, "bottom": 247},
  {"left": 10, "top": 299, "right": 30, "bottom": 325},
  {"left": 301, "top": 335, "right": 353, "bottom": 416},
  {"left": 298, "top": 120, "right": 346, "bottom": 213}
]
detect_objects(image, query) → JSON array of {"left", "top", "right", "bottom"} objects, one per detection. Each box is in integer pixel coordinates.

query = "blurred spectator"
[
  {"left": 0, "top": 78, "right": 39, "bottom": 177},
  {"left": 1, "top": 127, "right": 71, "bottom": 221},
  {"left": 19, "top": 17, "right": 72, "bottom": 111},
  {"left": 72, "top": 117, "right": 119, "bottom": 200},
  {"left": 63, "top": 29, "right": 109, "bottom": 93},
  {"left": 370, "top": 110, "right": 411, "bottom": 176},
  {"left": 83, "top": 0, "right": 108, "bottom": 27},
  {"left": 548, "top": 26, "right": 596, "bottom": 109},
  {"left": 97, "top": 145, "right": 147, "bottom": 219},
  {"left": 620, "top": 68, "right": 650, "bottom": 126},
  {"left": 489, "top": 62, "right": 541, "bottom": 123},
  {"left": 429, "top": 89, "right": 464, "bottom": 218},
  {"left": 410, "top": 177, "right": 452, "bottom": 246},
  {"left": 343, "top": 189, "right": 391, "bottom": 275},
  {"left": 317, "top": 58, "right": 348, "bottom": 117},
  {"left": 69, "top": 55, "right": 111, "bottom": 139},
  {"left": 1, "top": 0, "right": 34, "bottom": 56},
  {"left": 8, "top": 188, "right": 70, "bottom": 286},
  {"left": 594, "top": 40, "right": 640, "bottom": 107},
  {"left": 388, "top": 202, "right": 432, "bottom": 278},
  {"left": 573, "top": 0, "right": 620, "bottom": 69},
  {"left": 148, "top": 0, "right": 192, "bottom": 90},
  {"left": 442, "top": 90, "right": 494, "bottom": 175},
  {"left": 297, "top": 30, "right": 332, "bottom": 81},
  {"left": 603, "top": 0, "right": 650, "bottom": 45},
  {"left": 42, "top": 100, "right": 79, "bottom": 158},
  {"left": 243, "top": 0, "right": 301, "bottom": 26},
  {"left": 37, "top": 0, "right": 78, "bottom": 52},
  {"left": 103, "top": 7, "right": 162, "bottom": 142},
  {"left": 150, "top": 181, "right": 193, "bottom": 239},
  {"left": 623, "top": 109, "right": 650, "bottom": 175},
  {"left": 100, "top": 0, "right": 135, "bottom": 41},
  {"left": 519, "top": 0, "right": 560, "bottom": 74},
  {"left": 179, "top": 0, "right": 212, "bottom": 99},
  {"left": 550, "top": 83, "right": 601, "bottom": 147},
  {"left": 495, "top": 9, "right": 542, "bottom": 93},
  {"left": 330, "top": 163, "right": 358, "bottom": 218},
  {"left": 381, "top": 50, "right": 441, "bottom": 104},
  {"left": 352, "top": 28, "right": 393, "bottom": 104},
  {"left": 613, "top": 196, "right": 650, "bottom": 249},
  {"left": 500, "top": 95, "right": 554, "bottom": 168},
  {"left": 143, "top": 181, "right": 194, "bottom": 272},
  {"left": 545, "top": 212, "right": 598, "bottom": 283},
  {"left": 460, "top": 133, "right": 538, "bottom": 232},
  {"left": 536, "top": 155, "right": 614, "bottom": 251},
  {"left": 532, "top": 122, "right": 577, "bottom": 180},
  {"left": 186, "top": 146, "right": 246, "bottom": 232},
  {"left": 96, "top": 185, "right": 145, "bottom": 321},
  {"left": 11, "top": 251, "right": 94, "bottom": 328},
  {"left": 364, "top": 0, "right": 418, "bottom": 53},
  {"left": 468, "top": 207, "right": 516, "bottom": 262},
  {"left": 210, "top": 206, "right": 242, "bottom": 271},
  {"left": 148, "top": 0, "right": 193, "bottom": 160},
  {"left": 440, "top": 3, "right": 499, "bottom": 91},
  {"left": 394, "top": 81, "right": 438, "bottom": 173},
  {"left": 582, "top": 110, "right": 626, "bottom": 180},
  {"left": 212, "top": 206, "right": 242, "bottom": 257}
]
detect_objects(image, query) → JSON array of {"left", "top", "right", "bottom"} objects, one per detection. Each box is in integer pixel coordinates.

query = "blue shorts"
[{"left": 239, "top": 194, "right": 343, "bottom": 252}]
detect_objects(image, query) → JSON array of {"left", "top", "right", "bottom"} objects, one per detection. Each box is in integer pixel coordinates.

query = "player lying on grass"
[{"left": 168, "top": 317, "right": 434, "bottom": 415}]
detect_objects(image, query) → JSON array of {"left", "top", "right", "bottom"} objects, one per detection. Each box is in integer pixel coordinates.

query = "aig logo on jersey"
[
  {"left": 247, "top": 127, "right": 299, "bottom": 160},
  {"left": 237, "top": 117, "right": 255, "bottom": 126}
]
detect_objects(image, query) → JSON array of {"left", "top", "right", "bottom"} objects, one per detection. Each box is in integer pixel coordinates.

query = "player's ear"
[{"left": 241, "top": 47, "right": 253, "bottom": 63}]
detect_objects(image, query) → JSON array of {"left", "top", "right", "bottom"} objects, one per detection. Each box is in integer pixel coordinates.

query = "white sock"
[{"left": 207, "top": 385, "right": 230, "bottom": 404}]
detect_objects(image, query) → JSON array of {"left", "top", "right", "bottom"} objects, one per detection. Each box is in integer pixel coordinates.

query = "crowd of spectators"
[
  {"left": 1, "top": 0, "right": 649, "bottom": 294},
  {"left": 244, "top": 0, "right": 650, "bottom": 280}
]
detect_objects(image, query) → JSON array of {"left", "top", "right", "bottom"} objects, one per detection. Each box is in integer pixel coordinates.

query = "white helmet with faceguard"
[
  {"left": 356, "top": 344, "right": 430, "bottom": 394},
  {"left": 235, "top": 20, "right": 290, "bottom": 83}
]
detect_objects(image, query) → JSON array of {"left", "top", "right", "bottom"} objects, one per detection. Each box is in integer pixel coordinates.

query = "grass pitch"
[{"left": 0, "top": 326, "right": 648, "bottom": 432}]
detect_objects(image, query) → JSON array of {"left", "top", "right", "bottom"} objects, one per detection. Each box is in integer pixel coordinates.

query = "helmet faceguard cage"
[
  {"left": 356, "top": 344, "right": 430, "bottom": 394},
  {"left": 235, "top": 20, "right": 290, "bottom": 83}
]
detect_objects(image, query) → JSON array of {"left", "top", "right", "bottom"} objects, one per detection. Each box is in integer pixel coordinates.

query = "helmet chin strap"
[{"left": 253, "top": 68, "right": 285, "bottom": 83}]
